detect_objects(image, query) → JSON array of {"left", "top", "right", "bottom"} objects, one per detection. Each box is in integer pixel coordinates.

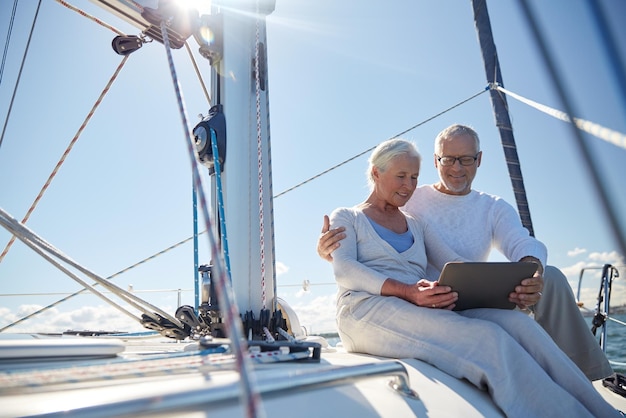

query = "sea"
[{"left": 583, "top": 312, "right": 626, "bottom": 373}]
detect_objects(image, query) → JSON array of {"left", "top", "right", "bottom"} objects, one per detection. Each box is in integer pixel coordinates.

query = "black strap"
[{"left": 603, "top": 372, "right": 626, "bottom": 397}]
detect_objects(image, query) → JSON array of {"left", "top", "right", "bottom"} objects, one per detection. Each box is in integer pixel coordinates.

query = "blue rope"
[{"left": 210, "top": 129, "right": 232, "bottom": 281}]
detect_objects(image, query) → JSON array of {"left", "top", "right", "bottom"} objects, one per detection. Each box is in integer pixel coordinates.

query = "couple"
[{"left": 322, "top": 125, "right": 619, "bottom": 417}]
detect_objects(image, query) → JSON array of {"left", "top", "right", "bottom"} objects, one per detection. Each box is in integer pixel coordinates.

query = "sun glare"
[{"left": 172, "top": 0, "right": 212, "bottom": 15}]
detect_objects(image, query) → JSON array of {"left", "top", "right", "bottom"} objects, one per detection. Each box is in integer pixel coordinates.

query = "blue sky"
[{"left": 0, "top": 0, "right": 625, "bottom": 334}]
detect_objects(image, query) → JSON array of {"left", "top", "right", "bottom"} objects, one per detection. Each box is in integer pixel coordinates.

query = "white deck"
[{"left": 1, "top": 334, "right": 623, "bottom": 417}]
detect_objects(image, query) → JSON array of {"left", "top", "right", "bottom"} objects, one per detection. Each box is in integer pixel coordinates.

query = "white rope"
[{"left": 493, "top": 84, "right": 626, "bottom": 151}]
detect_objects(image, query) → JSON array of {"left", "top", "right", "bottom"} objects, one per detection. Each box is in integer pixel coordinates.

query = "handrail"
[
  {"left": 33, "top": 361, "right": 418, "bottom": 417},
  {"left": 576, "top": 265, "right": 625, "bottom": 303}
]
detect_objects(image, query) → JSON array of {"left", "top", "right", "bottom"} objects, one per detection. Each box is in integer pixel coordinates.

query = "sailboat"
[{"left": 0, "top": 0, "right": 625, "bottom": 416}]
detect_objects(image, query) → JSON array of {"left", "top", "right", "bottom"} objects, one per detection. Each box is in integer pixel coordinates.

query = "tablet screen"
[{"left": 437, "top": 262, "right": 538, "bottom": 311}]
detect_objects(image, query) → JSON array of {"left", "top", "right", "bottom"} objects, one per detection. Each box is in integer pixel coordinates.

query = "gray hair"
[
  {"left": 434, "top": 124, "right": 481, "bottom": 155},
  {"left": 367, "top": 138, "right": 421, "bottom": 188}
]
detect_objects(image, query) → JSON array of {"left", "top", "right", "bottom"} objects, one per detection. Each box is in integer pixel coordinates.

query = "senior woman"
[{"left": 329, "top": 138, "right": 619, "bottom": 418}]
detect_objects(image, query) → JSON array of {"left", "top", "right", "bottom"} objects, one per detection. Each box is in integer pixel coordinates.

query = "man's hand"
[
  {"left": 317, "top": 215, "right": 346, "bottom": 262},
  {"left": 509, "top": 267, "right": 544, "bottom": 310}
]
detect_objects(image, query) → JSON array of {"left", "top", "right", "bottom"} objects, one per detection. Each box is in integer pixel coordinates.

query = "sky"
[{"left": 0, "top": 0, "right": 625, "bottom": 336}]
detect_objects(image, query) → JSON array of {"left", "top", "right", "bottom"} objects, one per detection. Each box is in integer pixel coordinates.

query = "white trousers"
[
  {"left": 534, "top": 265, "right": 613, "bottom": 380},
  {"left": 337, "top": 292, "right": 620, "bottom": 418}
]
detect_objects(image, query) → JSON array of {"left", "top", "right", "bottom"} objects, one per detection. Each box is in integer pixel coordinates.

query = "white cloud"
[
  {"left": 567, "top": 247, "right": 586, "bottom": 257},
  {"left": 289, "top": 293, "right": 337, "bottom": 334},
  {"left": 1, "top": 304, "right": 147, "bottom": 334},
  {"left": 561, "top": 261, "right": 588, "bottom": 278},
  {"left": 557, "top": 247, "right": 626, "bottom": 309},
  {"left": 588, "top": 251, "right": 624, "bottom": 264},
  {"left": 275, "top": 261, "right": 289, "bottom": 275}
]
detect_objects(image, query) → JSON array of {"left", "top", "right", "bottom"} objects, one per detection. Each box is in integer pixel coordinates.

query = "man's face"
[{"left": 434, "top": 133, "right": 482, "bottom": 195}]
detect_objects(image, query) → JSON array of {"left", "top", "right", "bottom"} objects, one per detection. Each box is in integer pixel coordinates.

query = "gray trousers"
[
  {"left": 534, "top": 265, "right": 613, "bottom": 381},
  {"left": 337, "top": 292, "right": 620, "bottom": 418}
]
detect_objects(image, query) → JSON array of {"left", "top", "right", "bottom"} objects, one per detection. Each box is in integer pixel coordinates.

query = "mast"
[
  {"left": 209, "top": 0, "right": 277, "bottom": 318},
  {"left": 471, "top": 0, "right": 535, "bottom": 237},
  {"left": 91, "top": 0, "right": 279, "bottom": 334}
]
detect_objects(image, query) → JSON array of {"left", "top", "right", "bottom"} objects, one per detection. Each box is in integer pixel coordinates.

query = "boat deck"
[{"left": 1, "top": 334, "right": 624, "bottom": 417}]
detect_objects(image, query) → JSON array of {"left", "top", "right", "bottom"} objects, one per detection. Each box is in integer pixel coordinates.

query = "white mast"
[
  {"left": 90, "top": 0, "right": 279, "bottom": 334},
  {"left": 209, "top": 0, "right": 277, "bottom": 317}
]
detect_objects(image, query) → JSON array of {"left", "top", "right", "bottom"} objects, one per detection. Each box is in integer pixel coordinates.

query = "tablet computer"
[{"left": 437, "top": 262, "right": 538, "bottom": 311}]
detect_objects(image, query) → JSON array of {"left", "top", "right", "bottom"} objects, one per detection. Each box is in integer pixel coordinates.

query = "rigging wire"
[
  {"left": 516, "top": 0, "right": 626, "bottom": 261},
  {"left": 495, "top": 85, "right": 626, "bottom": 151},
  {"left": 1, "top": 88, "right": 489, "bottom": 332},
  {"left": 0, "top": 55, "right": 130, "bottom": 264},
  {"left": 4, "top": 69, "right": 621, "bottom": 331},
  {"left": 0, "top": 207, "right": 183, "bottom": 333},
  {"left": 584, "top": 0, "right": 626, "bottom": 116},
  {"left": 184, "top": 40, "right": 212, "bottom": 105},
  {"left": 472, "top": 0, "right": 534, "bottom": 237},
  {"left": 0, "top": 0, "right": 18, "bottom": 87},
  {"left": 0, "top": 0, "right": 131, "bottom": 263},
  {"left": 0, "top": 230, "right": 206, "bottom": 331},
  {"left": 274, "top": 88, "right": 488, "bottom": 199},
  {"left": 55, "top": 0, "right": 125, "bottom": 36},
  {"left": 0, "top": 0, "right": 42, "bottom": 151}
]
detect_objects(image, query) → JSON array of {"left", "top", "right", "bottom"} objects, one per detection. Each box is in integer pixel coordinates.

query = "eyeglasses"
[{"left": 436, "top": 154, "right": 479, "bottom": 167}]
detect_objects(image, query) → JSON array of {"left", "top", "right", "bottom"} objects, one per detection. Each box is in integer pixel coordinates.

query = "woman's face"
[{"left": 373, "top": 153, "right": 420, "bottom": 207}]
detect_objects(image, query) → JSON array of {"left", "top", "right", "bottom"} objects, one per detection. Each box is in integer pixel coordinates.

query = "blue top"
[{"left": 367, "top": 216, "right": 414, "bottom": 253}]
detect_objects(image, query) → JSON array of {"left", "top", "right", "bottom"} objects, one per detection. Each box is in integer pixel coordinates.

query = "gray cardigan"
[{"left": 329, "top": 207, "right": 463, "bottom": 301}]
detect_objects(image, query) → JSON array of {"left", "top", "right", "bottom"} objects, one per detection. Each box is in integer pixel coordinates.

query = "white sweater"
[{"left": 403, "top": 185, "right": 547, "bottom": 280}]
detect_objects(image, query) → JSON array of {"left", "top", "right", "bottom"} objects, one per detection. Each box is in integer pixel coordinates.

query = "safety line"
[
  {"left": 494, "top": 84, "right": 626, "bottom": 151},
  {"left": 273, "top": 87, "right": 488, "bottom": 198}
]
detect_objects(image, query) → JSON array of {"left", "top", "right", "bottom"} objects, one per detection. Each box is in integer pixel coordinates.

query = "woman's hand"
[
  {"left": 317, "top": 215, "right": 346, "bottom": 262},
  {"left": 382, "top": 278, "right": 458, "bottom": 310}
]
